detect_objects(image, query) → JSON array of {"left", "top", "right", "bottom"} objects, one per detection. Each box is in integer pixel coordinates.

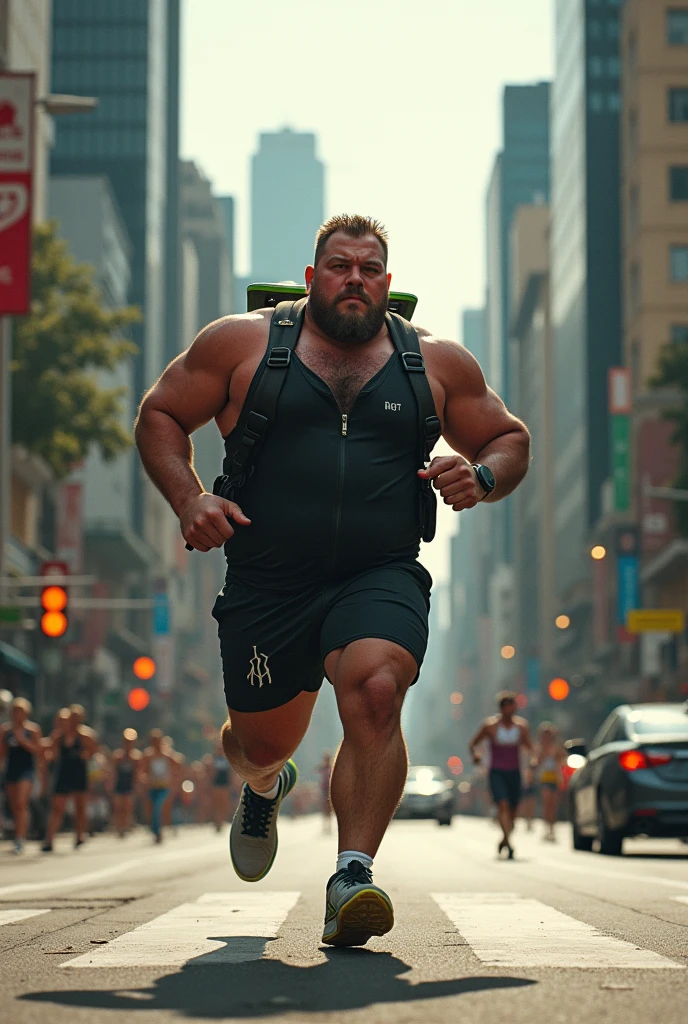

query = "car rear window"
[{"left": 627, "top": 708, "right": 688, "bottom": 736}]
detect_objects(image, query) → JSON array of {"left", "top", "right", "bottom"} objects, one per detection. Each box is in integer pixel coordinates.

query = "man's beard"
[{"left": 308, "top": 283, "right": 387, "bottom": 344}]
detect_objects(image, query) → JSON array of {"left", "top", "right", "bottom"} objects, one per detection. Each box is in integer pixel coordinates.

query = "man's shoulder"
[
  {"left": 514, "top": 716, "right": 529, "bottom": 728},
  {"left": 484, "top": 715, "right": 500, "bottom": 728},
  {"left": 416, "top": 329, "right": 485, "bottom": 386}
]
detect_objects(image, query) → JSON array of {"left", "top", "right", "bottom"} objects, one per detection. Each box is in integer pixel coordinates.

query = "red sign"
[
  {"left": 40, "top": 560, "right": 69, "bottom": 579},
  {"left": 0, "top": 73, "right": 34, "bottom": 315},
  {"left": 608, "top": 367, "right": 632, "bottom": 415},
  {"left": 56, "top": 481, "right": 84, "bottom": 573}
]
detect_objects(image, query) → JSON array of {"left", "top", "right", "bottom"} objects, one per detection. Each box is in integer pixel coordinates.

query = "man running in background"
[
  {"left": 111, "top": 728, "right": 142, "bottom": 837},
  {"left": 469, "top": 691, "right": 533, "bottom": 859},
  {"left": 42, "top": 705, "right": 98, "bottom": 852},
  {"left": 135, "top": 214, "right": 530, "bottom": 946}
]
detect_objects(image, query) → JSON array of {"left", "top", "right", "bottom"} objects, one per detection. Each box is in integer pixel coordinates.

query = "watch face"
[{"left": 479, "top": 465, "right": 495, "bottom": 491}]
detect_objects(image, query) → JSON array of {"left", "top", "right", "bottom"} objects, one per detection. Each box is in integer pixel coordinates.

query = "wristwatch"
[{"left": 472, "top": 463, "right": 495, "bottom": 498}]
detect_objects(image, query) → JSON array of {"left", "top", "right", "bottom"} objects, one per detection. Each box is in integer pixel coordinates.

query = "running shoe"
[
  {"left": 321, "top": 859, "right": 394, "bottom": 947},
  {"left": 229, "top": 759, "right": 298, "bottom": 882}
]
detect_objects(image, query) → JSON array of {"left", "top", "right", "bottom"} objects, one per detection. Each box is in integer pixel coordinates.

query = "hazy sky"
[{"left": 180, "top": 0, "right": 554, "bottom": 582}]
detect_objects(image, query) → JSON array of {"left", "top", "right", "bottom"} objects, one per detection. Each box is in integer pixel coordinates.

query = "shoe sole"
[
  {"left": 322, "top": 888, "right": 394, "bottom": 947},
  {"left": 230, "top": 760, "right": 298, "bottom": 883}
]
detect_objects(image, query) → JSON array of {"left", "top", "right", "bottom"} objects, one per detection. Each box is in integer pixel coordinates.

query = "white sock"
[
  {"left": 249, "top": 779, "right": 280, "bottom": 800},
  {"left": 337, "top": 850, "right": 373, "bottom": 874}
]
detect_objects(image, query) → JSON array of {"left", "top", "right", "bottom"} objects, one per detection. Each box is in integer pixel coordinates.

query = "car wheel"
[
  {"left": 571, "top": 811, "right": 594, "bottom": 852},
  {"left": 437, "top": 816, "right": 452, "bottom": 827},
  {"left": 597, "top": 806, "right": 623, "bottom": 856}
]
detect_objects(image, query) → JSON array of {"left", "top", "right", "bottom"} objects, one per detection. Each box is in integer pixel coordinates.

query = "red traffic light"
[
  {"left": 127, "top": 687, "right": 151, "bottom": 711},
  {"left": 41, "top": 585, "right": 68, "bottom": 637},
  {"left": 133, "top": 656, "right": 156, "bottom": 681},
  {"left": 548, "top": 678, "right": 570, "bottom": 701}
]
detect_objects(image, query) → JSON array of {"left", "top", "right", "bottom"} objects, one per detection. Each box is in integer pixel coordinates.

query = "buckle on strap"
[
  {"left": 424, "top": 415, "right": 441, "bottom": 443},
  {"left": 401, "top": 351, "right": 425, "bottom": 373},
  {"left": 267, "top": 346, "right": 291, "bottom": 368}
]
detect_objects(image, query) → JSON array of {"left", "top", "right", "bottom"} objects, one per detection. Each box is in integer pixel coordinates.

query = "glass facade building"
[
  {"left": 551, "top": 0, "right": 623, "bottom": 598},
  {"left": 50, "top": 0, "right": 181, "bottom": 530}
]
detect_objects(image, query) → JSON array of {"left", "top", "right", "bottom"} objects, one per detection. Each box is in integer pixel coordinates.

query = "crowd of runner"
[{"left": 0, "top": 696, "right": 240, "bottom": 853}]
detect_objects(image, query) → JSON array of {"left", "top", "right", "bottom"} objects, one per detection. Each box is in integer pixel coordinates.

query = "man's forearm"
[
  {"left": 475, "top": 428, "right": 530, "bottom": 502},
  {"left": 135, "top": 407, "right": 204, "bottom": 518}
]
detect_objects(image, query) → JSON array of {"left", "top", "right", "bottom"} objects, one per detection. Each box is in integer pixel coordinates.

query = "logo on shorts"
[
  {"left": 247, "top": 646, "right": 272, "bottom": 688},
  {"left": 384, "top": 401, "right": 401, "bottom": 411}
]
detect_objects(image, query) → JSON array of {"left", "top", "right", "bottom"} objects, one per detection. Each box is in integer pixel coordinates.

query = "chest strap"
[
  {"left": 214, "top": 297, "right": 307, "bottom": 503},
  {"left": 386, "top": 312, "right": 442, "bottom": 542}
]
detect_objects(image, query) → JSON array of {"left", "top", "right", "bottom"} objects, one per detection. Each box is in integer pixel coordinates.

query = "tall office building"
[
  {"left": 550, "top": 0, "right": 623, "bottom": 600},
  {"left": 485, "top": 83, "right": 550, "bottom": 568},
  {"left": 50, "top": 0, "right": 181, "bottom": 531},
  {"left": 251, "top": 127, "right": 325, "bottom": 283}
]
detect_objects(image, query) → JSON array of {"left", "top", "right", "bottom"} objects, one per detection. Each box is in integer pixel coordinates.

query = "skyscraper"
[
  {"left": 50, "top": 0, "right": 182, "bottom": 530},
  {"left": 550, "top": 0, "right": 623, "bottom": 600},
  {"left": 251, "top": 127, "right": 325, "bottom": 283}
]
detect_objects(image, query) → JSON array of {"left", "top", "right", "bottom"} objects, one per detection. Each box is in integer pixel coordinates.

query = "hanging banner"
[
  {"left": 0, "top": 73, "right": 34, "bottom": 315},
  {"left": 616, "top": 526, "right": 640, "bottom": 642}
]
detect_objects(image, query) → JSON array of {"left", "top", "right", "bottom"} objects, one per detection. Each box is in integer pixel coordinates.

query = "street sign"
[
  {"left": 0, "top": 605, "right": 21, "bottom": 623},
  {"left": 0, "top": 73, "right": 34, "bottom": 315},
  {"left": 611, "top": 414, "right": 631, "bottom": 512},
  {"left": 626, "top": 609, "right": 685, "bottom": 634},
  {"left": 608, "top": 367, "right": 632, "bottom": 415}
]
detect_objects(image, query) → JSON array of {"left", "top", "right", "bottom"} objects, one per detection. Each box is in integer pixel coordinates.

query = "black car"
[
  {"left": 568, "top": 702, "right": 688, "bottom": 855},
  {"left": 394, "top": 765, "right": 455, "bottom": 826}
]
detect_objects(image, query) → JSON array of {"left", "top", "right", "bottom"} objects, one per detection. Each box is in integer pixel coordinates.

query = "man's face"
[
  {"left": 501, "top": 700, "right": 516, "bottom": 719},
  {"left": 306, "top": 232, "right": 391, "bottom": 345}
]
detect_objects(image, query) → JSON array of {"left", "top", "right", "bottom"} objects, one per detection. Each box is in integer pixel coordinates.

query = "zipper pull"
[{"left": 341, "top": 414, "right": 348, "bottom": 437}]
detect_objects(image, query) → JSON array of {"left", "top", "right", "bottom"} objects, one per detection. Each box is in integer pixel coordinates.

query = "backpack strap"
[
  {"left": 216, "top": 296, "right": 307, "bottom": 500},
  {"left": 386, "top": 312, "right": 442, "bottom": 542}
]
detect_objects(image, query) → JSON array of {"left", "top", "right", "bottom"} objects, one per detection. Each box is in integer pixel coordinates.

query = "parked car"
[
  {"left": 567, "top": 702, "right": 688, "bottom": 856},
  {"left": 394, "top": 765, "right": 455, "bottom": 826}
]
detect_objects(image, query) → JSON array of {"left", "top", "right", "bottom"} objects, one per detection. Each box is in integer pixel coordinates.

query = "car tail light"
[
  {"left": 646, "top": 750, "right": 672, "bottom": 766},
  {"left": 619, "top": 750, "right": 647, "bottom": 771}
]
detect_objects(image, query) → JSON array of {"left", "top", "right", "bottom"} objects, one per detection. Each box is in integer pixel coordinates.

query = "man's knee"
[
  {"left": 338, "top": 671, "right": 403, "bottom": 737},
  {"left": 223, "top": 724, "right": 291, "bottom": 772}
]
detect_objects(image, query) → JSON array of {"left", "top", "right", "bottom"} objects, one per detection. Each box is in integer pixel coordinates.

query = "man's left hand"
[{"left": 418, "top": 455, "right": 484, "bottom": 511}]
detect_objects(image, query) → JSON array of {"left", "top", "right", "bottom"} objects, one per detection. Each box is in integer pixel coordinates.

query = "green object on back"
[{"left": 247, "top": 283, "right": 418, "bottom": 321}]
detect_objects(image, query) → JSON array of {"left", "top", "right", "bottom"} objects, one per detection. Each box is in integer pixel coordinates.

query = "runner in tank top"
[
  {"left": 0, "top": 698, "right": 42, "bottom": 853},
  {"left": 110, "top": 728, "right": 142, "bottom": 837},
  {"left": 142, "top": 730, "right": 176, "bottom": 843},
  {"left": 534, "top": 722, "right": 565, "bottom": 843},
  {"left": 469, "top": 691, "right": 534, "bottom": 859},
  {"left": 42, "top": 705, "right": 98, "bottom": 852}
]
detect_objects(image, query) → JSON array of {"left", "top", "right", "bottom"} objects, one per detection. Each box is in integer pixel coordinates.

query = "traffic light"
[
  {"left": 548, "top": 678, "right": 570, "bottom": 701},
  {"left": 40, "top": 584, "right": 68, "bottom": 637},
  {"left": 127, "top": 687, "right": 151, "bottom": 711},
  {"left": 132, "top": 656, "right": 156, "bottom": 681}
]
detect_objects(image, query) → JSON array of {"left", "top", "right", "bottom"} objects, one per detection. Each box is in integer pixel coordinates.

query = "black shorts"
[
  {"left": 489, "top": 769, "right": 522, "bottom": 809},
  {"left": 212, "top": 562, "right": 432, "bottom": 712}
]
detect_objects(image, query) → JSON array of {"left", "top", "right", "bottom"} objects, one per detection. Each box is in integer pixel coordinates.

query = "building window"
[
  {"left": 589, "top": 92, "right": 604, "bottom": 113},
  {"left": 607, "top": 57, "right": 621, "bottom": 77},
  {"left": 607, "top": 19, "right": 620, "bottom": 39},
  {"left": 588, "top": 19, "right": 601, "bottom": 37},
  {"left": 670, "top": 245, "right": 688, "bottom": 281},
  {"left": 671, "top": 324, "right": 688, "bottom": 343},
  {"left": 630, "top": 262, "right": 641, "bottom": 314},
  {"left": 668, "top": 9, "right": 688, "bottom": 45},
  {"left": 670, "top": 166, "right": 688, "bottom": 200},
  {"left": 608, "top": 92, "right": 622, "bottom": 112},
  {"left": 629, "top": 184, "right": 640, "bottom": 236},
  {"left": 669, "top": 88, "right": 688, "bottom": 122},
  {"left": 589, "top": 56, "right": 604, "bottom": 77}
]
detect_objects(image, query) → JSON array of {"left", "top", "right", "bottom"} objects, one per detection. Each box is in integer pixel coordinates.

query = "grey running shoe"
[
  {"left": 230, "top": 759, "right": 298, "bottom": 882},
  {"left": 322, "top": 859, "right": 394, "bottom": 947}
]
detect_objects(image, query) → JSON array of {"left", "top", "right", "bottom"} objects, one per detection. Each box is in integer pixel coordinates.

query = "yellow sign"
[{"left": 626, "top": 609, "right": 685, "bottom": 633}]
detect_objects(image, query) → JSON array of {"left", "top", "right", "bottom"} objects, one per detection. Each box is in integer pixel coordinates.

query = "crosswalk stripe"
[
  {"left": 63, "top": 891, "right": 300, "bottom": 968},
  {"left": 433, "top": 892, "right": 683, "bottom": 969},
  {"left": 672, "top": 896, "right": 688, "bottom": 905},
  {"left": 0, "top": 909, "right": 50, "bottom": 926}
]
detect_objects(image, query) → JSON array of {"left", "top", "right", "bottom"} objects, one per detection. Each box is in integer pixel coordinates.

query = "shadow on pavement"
[{"left": 21, "top": 941, "right": 536, "bottom": 1018}]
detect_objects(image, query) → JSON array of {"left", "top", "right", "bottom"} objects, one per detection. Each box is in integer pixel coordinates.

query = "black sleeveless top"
[{"left": 222, "top": 332, "right": 430, "bottom": 590}]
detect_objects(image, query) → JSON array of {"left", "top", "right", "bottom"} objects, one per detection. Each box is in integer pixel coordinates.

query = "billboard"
[{"left": 0, "top": 73, "right": 34, "bottom": 315}]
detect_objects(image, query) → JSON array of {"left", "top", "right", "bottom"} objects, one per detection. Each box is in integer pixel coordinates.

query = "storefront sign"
[{"left": 0, "top": 73, "right": 34, "bottom": 315}]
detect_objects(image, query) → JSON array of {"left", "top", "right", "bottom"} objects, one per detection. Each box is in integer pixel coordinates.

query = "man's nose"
[{"left": 345, "top": 265, "right": 364, "bottom": 287}]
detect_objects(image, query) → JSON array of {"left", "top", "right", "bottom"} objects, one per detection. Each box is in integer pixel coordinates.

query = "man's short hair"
[
  {"left": 497, "top": 690, "right": 517, "bottom": 708},
  {"left": 314, "top": 214, "right": 389, "bottom": 267}
]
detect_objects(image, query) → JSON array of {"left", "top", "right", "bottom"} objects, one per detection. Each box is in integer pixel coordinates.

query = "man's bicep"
[{"left": 444, "top": 387, "right": 523, "bottom": 461}]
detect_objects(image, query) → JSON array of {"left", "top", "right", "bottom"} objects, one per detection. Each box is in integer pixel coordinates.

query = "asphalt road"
[{"left": 1, "top": 815, "right": 687, "bottom": 1024}]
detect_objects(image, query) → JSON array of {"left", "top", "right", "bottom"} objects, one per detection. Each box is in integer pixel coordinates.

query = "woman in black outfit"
[
  {"left": 42, "top": 705, "right": 98, "bottom": 852},
  {"left": 111, "top": 728, "right": 142, "bottom": 836},
  {"left": 0, "top": 698, "right": 42, "bottom": 853}
]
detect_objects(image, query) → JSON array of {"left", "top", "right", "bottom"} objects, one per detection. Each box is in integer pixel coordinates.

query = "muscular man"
[
  {"left": 135, "top": 214, "right": 530, "bottom": 946},
  {"left": 469, "top": 691, "right": 534, "bottom": 859}
]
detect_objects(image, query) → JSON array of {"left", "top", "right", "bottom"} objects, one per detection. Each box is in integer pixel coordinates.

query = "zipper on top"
[
  {"left": 341, "top": 414, "right": 348, "bottom": 436},
  {"left": 331, "top": 414, "right": 348, "bottom": 571}
]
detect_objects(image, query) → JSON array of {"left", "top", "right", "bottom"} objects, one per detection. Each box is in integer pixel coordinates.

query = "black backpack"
[{"left": 207, "top": 297, "right": 441, "bottom": 543}]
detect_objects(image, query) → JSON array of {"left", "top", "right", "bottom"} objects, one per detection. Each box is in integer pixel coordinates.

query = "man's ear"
[
  {"left": 386, "top": 272, "right": 392, "bottom": 288},
  {"left": 305, "top": 265, "right": 315, "bottom": 290}
]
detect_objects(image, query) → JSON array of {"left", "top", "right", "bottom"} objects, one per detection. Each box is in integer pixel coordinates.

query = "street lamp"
[
  {"left": 591, "top": 545, "right": 607, "bottom": 561},
  {"left": 555, "top": 614, "right": 570, "bottom": 629},
  {"left": 501, "top": 645, "right": 515, "bottom": 660},
  {"left": 36, "top": 94, "right": 97, "bottom": 115}
]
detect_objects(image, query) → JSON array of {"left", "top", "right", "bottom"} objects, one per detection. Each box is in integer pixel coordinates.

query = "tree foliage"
[
  {"left": 11, "top": 221, "right": 140, "bottom": 478},
  {"left": 648, "top": 341, "right": 688, "bottom": 534}
]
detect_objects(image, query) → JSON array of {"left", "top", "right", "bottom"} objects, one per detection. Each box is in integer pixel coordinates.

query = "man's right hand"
[{"left": 180, "top": 493, "right": 251, "bottom": 552}]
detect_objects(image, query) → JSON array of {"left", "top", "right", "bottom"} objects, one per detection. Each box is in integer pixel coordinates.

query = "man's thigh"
[
  {"left": 213, "top": 578, "right": 326, "bottom": 712},
  {"left": 320, "top": 562, "right": 432, "bottom": 686},
  {"left": 226, "top": 688, "right": 319, "bottom": 757}
]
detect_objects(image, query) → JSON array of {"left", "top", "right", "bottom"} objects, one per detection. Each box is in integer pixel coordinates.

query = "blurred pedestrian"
[
  {"left": 42, "top": 705, "right": 98, "bottom": 852},
  {"left": 110, "top": 728, "right": 142, "bottom": 836},
  {"left": 0, "top": 698, "right": 43, "bottom": 853},
  {"left": 535, "top": 722, "right": 565, "bottom": 842},
  {"left": 142, "top": 729, "right": 176, "bottom": 843},
  {"left": 210, "top": 740, "right": 231, "bottom": 832}
]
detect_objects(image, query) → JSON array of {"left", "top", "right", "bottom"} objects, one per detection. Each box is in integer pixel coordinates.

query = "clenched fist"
[
  {"left": 180, "top": 493, "right": 251, "bottom": 552},
  {"left": 417, "top": 454, "right": 484, "bottom": 511}
]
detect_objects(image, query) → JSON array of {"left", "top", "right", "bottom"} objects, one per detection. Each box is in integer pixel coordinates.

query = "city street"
[{"left": 0, "top": 815, "right": 687, "bottom": 1024}]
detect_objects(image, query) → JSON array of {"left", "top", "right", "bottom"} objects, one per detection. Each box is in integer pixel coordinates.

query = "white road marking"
[
  {"left": 0, "top": 843, "right": 225, "bottom": 899},
  {"left": 529, "top": 856, "right": 688, "bottom": 893},
  {"left": 672, "top": 896, "right": 688, "bottom": 905},
  {"left": 63, "top": 891, "right": 300, "bottom": 968},
  {"left": 433, "top": 892, "right": 683, "bottom": 969},
  {"left": 0, "top": 909, "right": 50, "bottom": 926}
]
